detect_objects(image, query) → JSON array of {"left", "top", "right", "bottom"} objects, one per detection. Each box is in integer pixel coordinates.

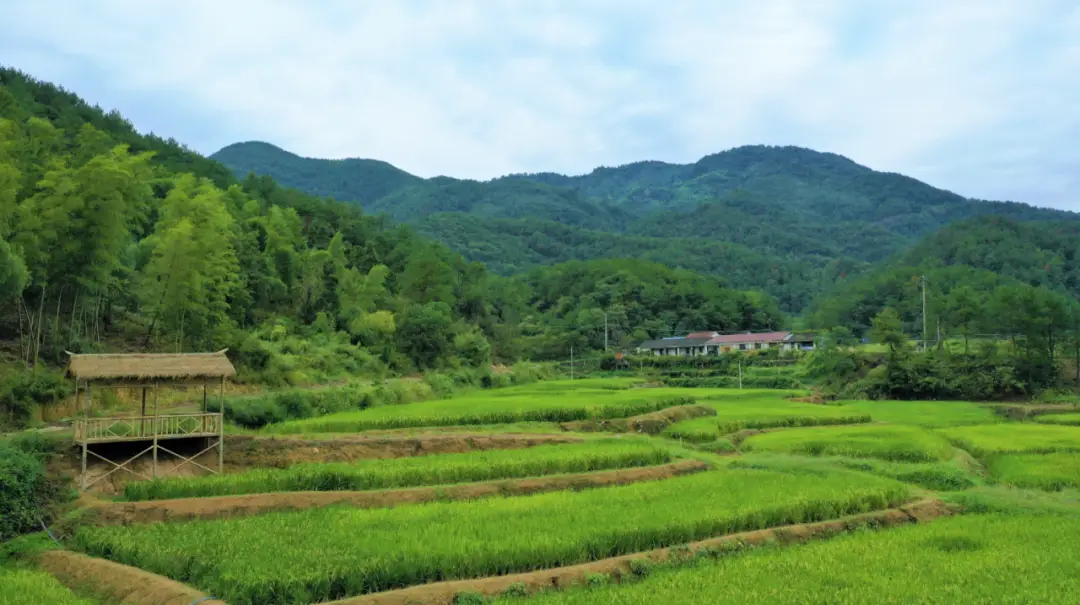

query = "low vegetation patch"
[
  {"left": 74, "top": 468, "right": 908, "bottom": 605},
  {"left": 986, "top": 453, "right": 1080, "bottom": 491},
  {"left": 730, "top": 454, "right": 975, "bottom": 491},
  {"left": 0, "top": 568, "right": 97, "bottom": 605},
  {"left": 1036, "top": 413, "right": 1080, "bottom": 426},
  {"left": 121, "top": 440, "right": 672, "bottom": 500},
  {"left": 492, "top": 514, "right": 1080, "bottom": 604},
  {"left": 939, "top": 424, "right": 1080, "bottom": 457},
  {"left": 741, "top": 425, "right": 955, "bottom": 462},
  {"left": 844, "top": 400, "right": 999, "bottom": 428},
  {"left": 262, "top": 388, "right": 694, "bottom": 433}
]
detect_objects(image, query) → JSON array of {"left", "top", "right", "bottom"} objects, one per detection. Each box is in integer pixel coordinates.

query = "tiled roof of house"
[
  {"left": 686, "top": 331, "right": 719, "bottom": 339},
  {"left": 706, "top": 331, "right": 791, "bottom": 345},
  {"left": 639, "top": 336, "right": 714, "bottom": 349}
]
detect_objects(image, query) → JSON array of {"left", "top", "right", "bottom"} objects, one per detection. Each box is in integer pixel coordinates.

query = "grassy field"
[
  {"left": 0, "top": 568, "right": 96, "bottom": 605},
  {"left": 938, "top": 424, "right": 1080, "bottom": 456},
  {"left": 730, "top": 453, "right": 975, "bottom": 491},
  {"left": 1036, "top": 413, "right": 1080, "bottom": 426},
  {"left": 122, "top": 439, "right": 673, "bottom": 500},
  {"left": 986, "top": 453, "right": 1080, "bottom": 491},
  {"left": 843, "top": 400, "right": 999, "bottom": 428},
  {"left": 74, "top": 468, "right": 908, "bottom": 605},
  {"left": 262, "top": 387, "right": 694, "bottom": 433},
  {"left": 491, "top": 514, "right": 1080, "bottom": 605},
  {"left": 740, "top": 424, "right": 955, "bottom": 462},
  {"left": 660, "top": 397, "right": 870, "bottom": 442}
]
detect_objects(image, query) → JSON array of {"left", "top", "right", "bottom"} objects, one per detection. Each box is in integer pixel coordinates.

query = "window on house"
[{"left": 739, "top": 344, "right": 747, "bottom": 351}]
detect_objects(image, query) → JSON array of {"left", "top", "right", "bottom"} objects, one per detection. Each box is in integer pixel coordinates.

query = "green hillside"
[
  {"left": 210, "top": 141, "right": 1079, "bottom": 310},
  {"left": 809, "top": 216, "right": 1080, "bottom": 335},
  {"left": 0, "top": 67, "right": 784, "bottom": 396}
]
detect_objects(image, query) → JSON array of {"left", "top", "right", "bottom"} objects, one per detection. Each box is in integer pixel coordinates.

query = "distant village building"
[{"left": 637, "top": 331, "right": 816, "bottom": 356}]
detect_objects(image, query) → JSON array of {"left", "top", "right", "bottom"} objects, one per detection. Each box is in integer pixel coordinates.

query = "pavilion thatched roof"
[{"left": 65, "top": 350, "right": 236, "bottom": 382}]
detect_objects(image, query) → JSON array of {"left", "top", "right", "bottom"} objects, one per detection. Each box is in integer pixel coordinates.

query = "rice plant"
[
  {"left": 74, "top": 468, "right": 909, "bottom": 605},
  {"left": 1035, "top": 413, "right": 1080, "bottom": 426},
  {"left": 741, "top": 424, "right": 955, "bottom": 462},
  {"left": 0, "top": 568, "right": 97, "bottom": 605},
  {"left": 490, "top": 514, "right": 1080, "bottom": 604},
  {"left": 939, "top": 424, "right": 1080, "bottom": 457},
  {"left": 986, "top": 453, "right": 1080, "bottom": 491},
  {"left": 122, "top": 439, "right": 673, "bottom": 500}
]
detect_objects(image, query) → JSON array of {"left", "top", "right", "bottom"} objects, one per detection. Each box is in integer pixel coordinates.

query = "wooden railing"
[{"left": 74, "top": 413, "right": 222, "bottom": 444}]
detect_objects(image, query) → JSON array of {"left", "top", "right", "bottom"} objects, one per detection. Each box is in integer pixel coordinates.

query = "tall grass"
[
  {"left": 491, "top": 514, "right": 1080, "bottom": 605},
  {"left": 75, "top": 469, "right": 909, "bottom": 605},
  {"left": 730, "top": 454, "right": 975, "bottom": 491},
  {"left": 986, "top": 453, "right": 1080, "bottom": 491},
  {"left": 741, "top": 425, "right": 955, "bottom": 462},
  {"left": 843, "top": 400, "right": 999, "bottom": 428},
  {"left": 121, "top": 440, "right": 673, "bottom": 501},
  {"left": 938, "top": 424, "right": 1080, "bottom": 457},
  {"left": 0, "top": 568, "right": 97, "bottom": 605},
  {"left": 1036, "top": 413, "right": 1080, "bottom": 426},
  {"left": 262, "top": 390, "right": 695, "bottom": 433}
]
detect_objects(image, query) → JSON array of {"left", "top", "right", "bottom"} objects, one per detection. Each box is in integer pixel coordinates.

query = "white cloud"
[{"left": 1, "top": 0, "right": 1078, "bottom": 208}]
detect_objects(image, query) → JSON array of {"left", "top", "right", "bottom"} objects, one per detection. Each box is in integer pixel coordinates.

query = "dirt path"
[
  {"left": 78, "top": 460, "right": 709, "bottom": 526},
  {"left": 39, "top": 550, "right": 227, "bottom": 605},
  {"left": 326, "top": 499, "right": 957, "bottom": 605}
]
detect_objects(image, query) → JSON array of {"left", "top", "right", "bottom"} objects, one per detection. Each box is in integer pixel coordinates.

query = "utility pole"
[
  {"left": 921, "top": 275, "right": 928, "bottom": 352},
  {"left": 570, "top": 346, "right": 574, "bottom": 380},
  {"left": 738, "top": 359, "right": 743, "bottom": 389},
  {"left": 604, "top": 311, "right": 609, "bottom": 352}
]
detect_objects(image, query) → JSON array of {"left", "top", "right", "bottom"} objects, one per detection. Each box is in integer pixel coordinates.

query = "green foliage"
[
  {"left": 212, "top": 143, "right": 1080, "bottom": 314},
  {"left": 740, "top": 424, "right": 955, "bottom": 462},
  {"left": 0, "top": 568, "right": 98, "bottom": 605},
  {"left": 1037, "top": 413, "right": 1080, "bottom": 426},
  {"left": 74, "top": 469, "right": 908, "bottom": 605},
  {"left": 0, "top": 436, "right": 71, "bottom": 542},
  {"left": 489, "top": 515, "right": 1080, "bottom": 605},
  {"left": 122, "top": 439, "right": 672, "bottom": 500},
  {"left": 986, "top": 453, "right": 1080, "bottom": 491},
  {"left": 939, "top": 424, "right": 1080, "bottom": 457},
  {"left": 0, "top": 369, "right": 71, "bottom": 429}
]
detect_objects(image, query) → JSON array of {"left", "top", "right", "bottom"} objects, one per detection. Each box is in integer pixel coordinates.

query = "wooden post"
[
  {"left": 218, "top": 376, "right": 225, "bottom": 474},
  {"left": 141, "top": 387, "right": 147, "bottom": 416},
  {"left": 152, "top": 382, "right": 158, "bottom": 479},
  {"left": 202, "top": 380, "right": 208, "bottom": 413},
  {"left": 81, "top": 382, "right": 90, "bottom": 490}
]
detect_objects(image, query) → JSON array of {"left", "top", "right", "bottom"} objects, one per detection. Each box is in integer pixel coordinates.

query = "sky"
[{"left": 2, "top": 0, "right": 1079, "bottom": 209}]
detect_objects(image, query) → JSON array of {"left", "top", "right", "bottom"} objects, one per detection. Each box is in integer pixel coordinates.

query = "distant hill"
[
  {"left": 808, "top": 216, "right": 1080, "bottom": 334},
  {"left": 210, "top": 142, "right": 1080, "bottom": 310}
]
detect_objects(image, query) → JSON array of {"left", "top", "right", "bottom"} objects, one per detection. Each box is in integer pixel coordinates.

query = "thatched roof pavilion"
[
  {"left": 66, "top": 350, "right": 235, "bottom": 489},
  {"left": 66, "top": 350, "right": 236, "bottom": 384}
]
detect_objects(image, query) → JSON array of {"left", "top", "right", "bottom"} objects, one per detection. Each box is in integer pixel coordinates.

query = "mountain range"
[{"left": 211, "top": 141, "right": 1079, "bottom": 312}]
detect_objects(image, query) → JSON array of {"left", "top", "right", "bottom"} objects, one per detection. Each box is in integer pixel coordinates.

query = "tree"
[
  {"left": 870, "top": 308, "right": 907, "bottom": 353},
  {"left": 943, "top": 285, "right": 982, "bottom": 353},
  {"left": 396, "top": 302, "right": 455, "bottom": 370}
]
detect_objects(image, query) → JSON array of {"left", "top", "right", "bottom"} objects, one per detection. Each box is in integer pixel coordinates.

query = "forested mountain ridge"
[
  {"left": 0, "top": 67, "right": 785, "bottom": 388},
  {"left": 211, "top": 141, "right": 1080, "bottom": 310},
  {"left": 809, "top": 216, "right": 1080, "bottom": 336}
]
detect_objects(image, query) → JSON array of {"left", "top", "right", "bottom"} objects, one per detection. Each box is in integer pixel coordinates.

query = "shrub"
[
  {"left": 0, "top": 437, "right": 70, "bottom": 541},
  {"left": 0, "top": 369, "right": 72, "bottom": 429}
]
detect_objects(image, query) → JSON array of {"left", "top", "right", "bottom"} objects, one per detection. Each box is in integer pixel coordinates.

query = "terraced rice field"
[
  {"left": 263, "top": 388, "right": 693, "bottom": 433},
  {"left": 74, "top": 468, "right": 908, "bottom": 605},
  {"left": 122, "top": 439, "right": 672, "bottom": 500},
  {"left": 493, "top": 514, "right": 1080, "bottom": 605},
  {"left": 0, "top": 568, "right": 97, "bottom": 605},
  {"left": 1036, "top": 413, "right": 1080, "bottom": 426},
  {"left": 986, "top": 453, "right": 1080, "bottom": 491},
  {"left": 740, "top": 424, "right": 955, "bottom": 462},
  {"left": 938, "top": 424, "right": 1080, "bottom": 456},
  {"left": 17, "top": 382, "right": 1080, "bottom": 605}
]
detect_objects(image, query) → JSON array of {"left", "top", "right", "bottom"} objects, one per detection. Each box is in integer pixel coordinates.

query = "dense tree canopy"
[
  {"left": 0, "top": 67, "right": 786, "bottom": 379},
  {"left": 212, "top": 142, "right": 1080, "bottom": 312}
]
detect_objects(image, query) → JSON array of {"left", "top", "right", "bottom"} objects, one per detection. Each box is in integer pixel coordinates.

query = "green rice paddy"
[
  {"left": 122, "top": 439, "right": 673, "bottom": 500},
  {"left": 74, "top": 468, "right": 908, "bottom": 605},
  {"left": 740, "top": 424, "right": 955, "bottom": 462}
]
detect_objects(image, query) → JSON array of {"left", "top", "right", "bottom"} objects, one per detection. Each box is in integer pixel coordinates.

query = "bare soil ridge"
[
  {"left": 39, "top": 550, "right": 227, "bottom": 605},
  {"left": 325, "top": 499, "right": 956, "bottom": 605}
]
